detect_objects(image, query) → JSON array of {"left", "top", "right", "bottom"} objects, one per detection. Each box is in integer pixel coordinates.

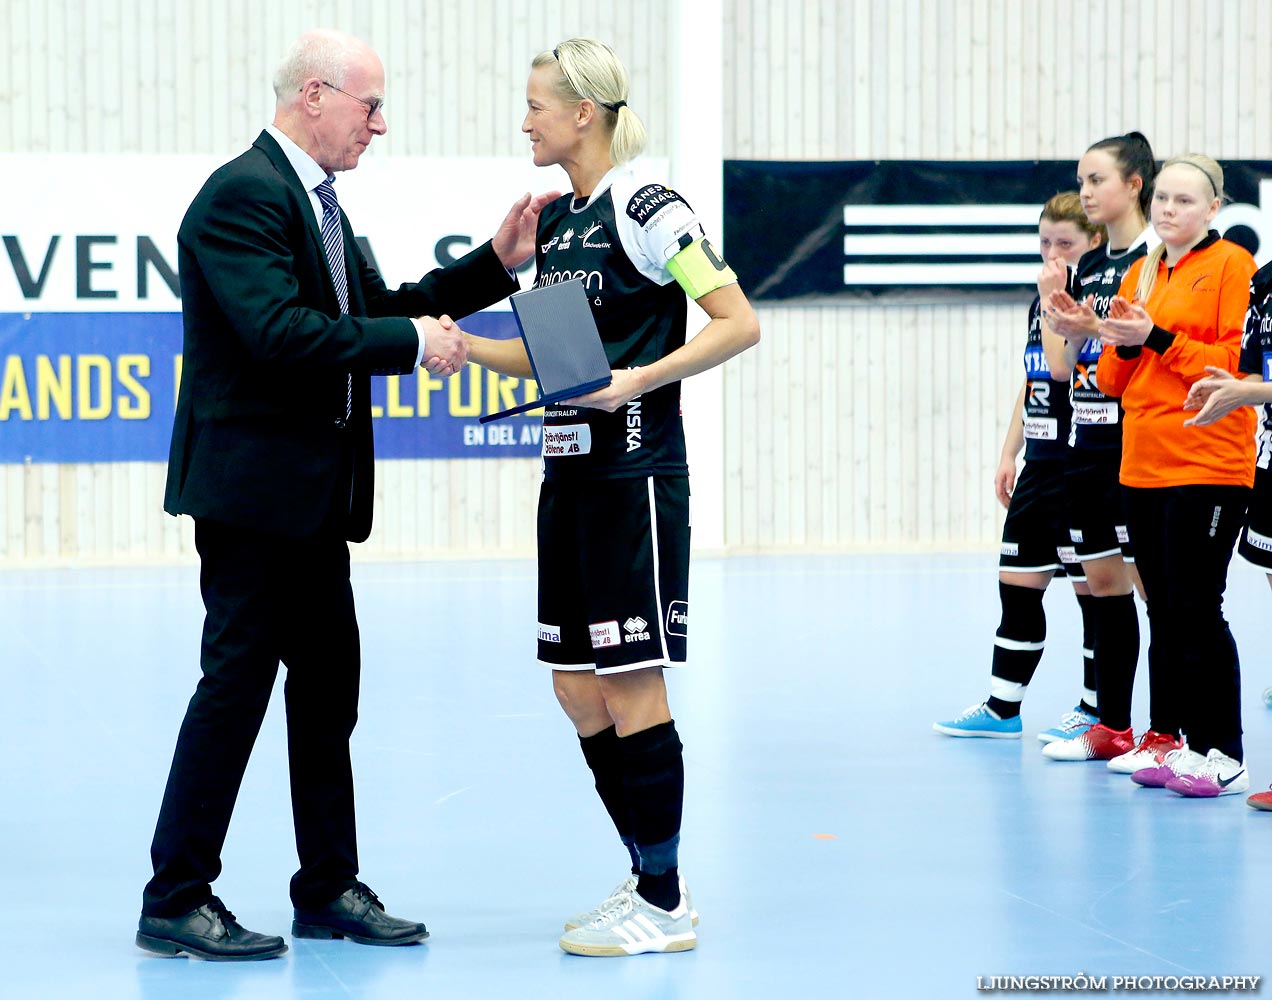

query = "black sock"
[
  {"left": 1076, "top": 592, "right": 1099, "bottom": 717},
  {"left": 619, "top": 720, "right": 684, "bottom": 912},
  {"left": 1092, "top": 594, "right": 1139, "bottom": 732},
  {"left": 636, "top": 868, "right": 679, "bottom": 912},
  {"left": 986, "top": 582, "right": 1046, "bottom": 720},
  {"left": 578, "top": 726, "right": 639, "bottom": 870}
]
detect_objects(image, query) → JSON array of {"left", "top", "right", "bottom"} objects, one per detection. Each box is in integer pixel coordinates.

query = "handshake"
[{"left": 415, "top": 314, "right": 467, "bottom": 378}]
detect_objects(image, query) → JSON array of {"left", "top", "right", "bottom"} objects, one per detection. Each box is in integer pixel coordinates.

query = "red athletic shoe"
[
  {"left": 1248, "top": 788, "right": 1272, "bottom": 811},
  {"left": 1041, "top": 723, "right": 1135, "bottom": 761}
]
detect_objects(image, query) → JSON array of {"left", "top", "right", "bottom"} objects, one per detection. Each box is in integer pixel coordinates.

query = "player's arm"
[
  {"left": 567, "top": 237, "right": 760, "bottom": 411},
  {"left": 464, "top": 331, "right": 534, "bottom": 379}
]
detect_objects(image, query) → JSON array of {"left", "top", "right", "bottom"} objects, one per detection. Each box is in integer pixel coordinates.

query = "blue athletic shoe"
[
  {"left": 933, "top": 703, "right": 1022, "bottom": 739},
  {"left": 1036, "top": 705, "right": 1099, "bottom": 745}
]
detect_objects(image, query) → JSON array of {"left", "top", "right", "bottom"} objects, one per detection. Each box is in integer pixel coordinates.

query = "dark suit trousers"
[{"left": 142, "top": 517, "right": 362, "bottom": 916}]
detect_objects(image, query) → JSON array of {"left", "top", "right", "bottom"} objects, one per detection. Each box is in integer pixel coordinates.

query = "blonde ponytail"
[{"left": 1134, "top": 243, "right": 1168, "bottom": 303}]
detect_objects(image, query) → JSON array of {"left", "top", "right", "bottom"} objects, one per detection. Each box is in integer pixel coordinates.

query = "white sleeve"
[{"left": 612, "top": 176, "right": 707, "bottom": 286}]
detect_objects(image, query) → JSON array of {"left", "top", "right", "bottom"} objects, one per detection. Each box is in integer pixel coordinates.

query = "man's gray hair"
[{"left": 272, "top": 30, "right": 362, "bottom": 101}]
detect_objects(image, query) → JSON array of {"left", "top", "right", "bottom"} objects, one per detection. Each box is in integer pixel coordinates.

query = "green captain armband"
[{"left": 667, "top": 237, "right": 738, "bottom": 299}]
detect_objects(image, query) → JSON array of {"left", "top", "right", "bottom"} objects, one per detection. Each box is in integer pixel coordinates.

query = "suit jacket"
[{"left": 165, "top": 131, "right": 517, "bottom": 540}]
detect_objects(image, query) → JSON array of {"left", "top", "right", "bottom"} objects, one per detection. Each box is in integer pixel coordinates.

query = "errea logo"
[{"left": 623, "top": 617, "right": 651, "bottom": 643}]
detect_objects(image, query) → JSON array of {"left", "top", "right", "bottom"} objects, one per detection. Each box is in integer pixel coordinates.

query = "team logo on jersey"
[
  {"left": 581, "top": 222, "right": 611, "bottom": 249},
  {"left": 666, "top": 601, "right": 688, "bottom": 637},
  {"left": 558, "top": 227, "right": 576, "bottom": 250},
  {"left": 627, "top": 184, "right": 689, "bottom": 227},
  {"left": 540, "top": 235, "right": 560, "bottom": 254},
  {"left": 536, "top": 267, "right": 604, "bottom": 292},
  {"left": 1116, "top": 525, "right": 1130, "bottom": 544},
  {"left": 622, "top": 617, "right": 651, "bottom": 643},
  {"left": 589, "top": 620, "right": 621, "bottom": 649}
]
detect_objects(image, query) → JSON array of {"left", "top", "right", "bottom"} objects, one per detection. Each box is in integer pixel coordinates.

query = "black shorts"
[
  {"left": 1239, "top": 465, "right": 1272, "bottom": 570},
  {"left": 537, "top": 476, "right": 690, "bottom": 674},
  {"left": 999, "top": 459, "right": 1075, "bottom": 577},
  {"left": 1064, "top": 449, "right": 1134, "bottom": 563}
]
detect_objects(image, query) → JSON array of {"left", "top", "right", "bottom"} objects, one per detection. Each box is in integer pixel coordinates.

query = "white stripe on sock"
[
  {"left": 990, "top": 678, "right": 1026, "bottom": 702},
  {"left": 994, "top": 636, "right": 1045, "bottom": 652}
]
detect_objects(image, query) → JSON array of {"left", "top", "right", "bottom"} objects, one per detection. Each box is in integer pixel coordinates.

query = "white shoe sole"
[
  {"left": 560, "top": 930, "right": 697, "bottom": 957},
  {"left": 932, "top": 723, "right": 1020, "bottom": 739}
]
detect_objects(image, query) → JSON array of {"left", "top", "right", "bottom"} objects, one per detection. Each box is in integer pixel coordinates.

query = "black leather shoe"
[
  {"left": 292, "top": 883, "right": 429, "bottom": 946},
  {"left": 136, "top": 897, "right": 287, "bottom": 961}
]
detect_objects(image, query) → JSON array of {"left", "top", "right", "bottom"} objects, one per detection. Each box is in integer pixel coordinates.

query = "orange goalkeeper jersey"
[{"left": 1097, "top": 233, "right": 1256, "bottom": 489}]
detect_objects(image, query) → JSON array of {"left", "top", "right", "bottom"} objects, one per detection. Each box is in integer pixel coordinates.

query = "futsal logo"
[
  {"left": 623, "top": 617, "right": 651, "bottom": 643},
  {"left": 665, "top": 601, "right": 688, "bottom": 637}
]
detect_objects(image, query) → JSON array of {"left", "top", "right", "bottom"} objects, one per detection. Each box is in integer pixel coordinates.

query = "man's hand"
[
  {"left": 418, "top": 314, "right": 468, "bottom": 376},
  {"left": 492, "top": 190, "right": 563, "bottom": 269}
]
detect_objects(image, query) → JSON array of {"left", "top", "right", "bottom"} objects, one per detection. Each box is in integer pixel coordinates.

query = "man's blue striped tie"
[{"left": 315, "top": 176, "right": 352, "bottom": 426}]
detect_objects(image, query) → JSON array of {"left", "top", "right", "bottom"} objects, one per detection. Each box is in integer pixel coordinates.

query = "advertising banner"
[
  {"left": 0, "top": 153, "right": 599, "bottom": 463},
  {"left": 723, "top": 159, "right": 1272, "bottom": 302}
]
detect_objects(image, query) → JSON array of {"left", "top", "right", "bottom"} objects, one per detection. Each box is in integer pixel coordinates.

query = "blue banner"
[{"left": 0, "top": 311, "right": 543, "bottom": 463}]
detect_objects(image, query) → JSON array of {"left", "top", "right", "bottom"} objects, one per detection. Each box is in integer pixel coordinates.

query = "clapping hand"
[
  {"left": 1098, "top": 296, "right": 1152, "bottom": 348},
  {"left": 1183, "top": 366, "right": 1247, "bottom": 427},
  {"left": 1044, "top": 289, "right": 1099, "bottom": 340}
]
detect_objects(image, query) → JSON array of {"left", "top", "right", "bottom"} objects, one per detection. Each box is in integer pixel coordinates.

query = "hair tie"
[{"left": 602, "top": 99, "right": 626, "bottom": 113}]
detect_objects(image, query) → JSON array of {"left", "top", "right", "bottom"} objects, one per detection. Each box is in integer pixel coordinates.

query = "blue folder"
[{"left": 479, "top": 278, "right": 612, "bottom": 424}]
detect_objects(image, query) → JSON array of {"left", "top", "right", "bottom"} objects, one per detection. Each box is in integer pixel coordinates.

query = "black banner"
[{"left": 723, "top": 160, "right": 1272, "bottom": 303}]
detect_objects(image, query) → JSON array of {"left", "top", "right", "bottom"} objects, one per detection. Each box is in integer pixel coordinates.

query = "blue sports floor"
[{"left": 1, "top": 553, "right": 1269, "bottom": 999}]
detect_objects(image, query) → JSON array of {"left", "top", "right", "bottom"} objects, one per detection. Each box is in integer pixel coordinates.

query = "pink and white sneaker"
[
  {"left": 1131, "top": 747, "right": 1206, "bottom": 788},
  {"left": 1166, "top": 748, "right": 1249, "bottom": 797}
]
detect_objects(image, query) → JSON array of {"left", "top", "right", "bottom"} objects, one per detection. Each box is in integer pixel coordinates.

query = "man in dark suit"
[{"left": 136, "top": 29, "right": 554, "bottom": 961}]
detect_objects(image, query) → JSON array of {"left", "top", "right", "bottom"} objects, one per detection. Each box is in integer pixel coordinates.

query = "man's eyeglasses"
[{"left": 321, "top": 80, "right": 384, "bottom": 119}]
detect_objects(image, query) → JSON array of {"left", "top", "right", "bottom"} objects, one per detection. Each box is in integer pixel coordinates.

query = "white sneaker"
[
  {"left": 1107, "top": 729, "right": 1182, "bottom": 774},
  {"left": 559, "top": 889, "right": 697, "bottom": 957},
  {"left": 564, "top": 874, "right": 697, "bottom": 931}
]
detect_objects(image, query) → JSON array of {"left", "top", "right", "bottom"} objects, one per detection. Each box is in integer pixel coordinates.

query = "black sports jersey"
[
  {"left": 1022, "top": 296, "right": 1072, "bottom": 462},
  {"left": 1238, "top": 260, "right": 1272, "bottom": 470},
  {"left": 1067, "top": 231, "right": 1157, "bottom": 451},
  {"left": 534, "top": 165, "right": 709, "bottom": 481}
]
